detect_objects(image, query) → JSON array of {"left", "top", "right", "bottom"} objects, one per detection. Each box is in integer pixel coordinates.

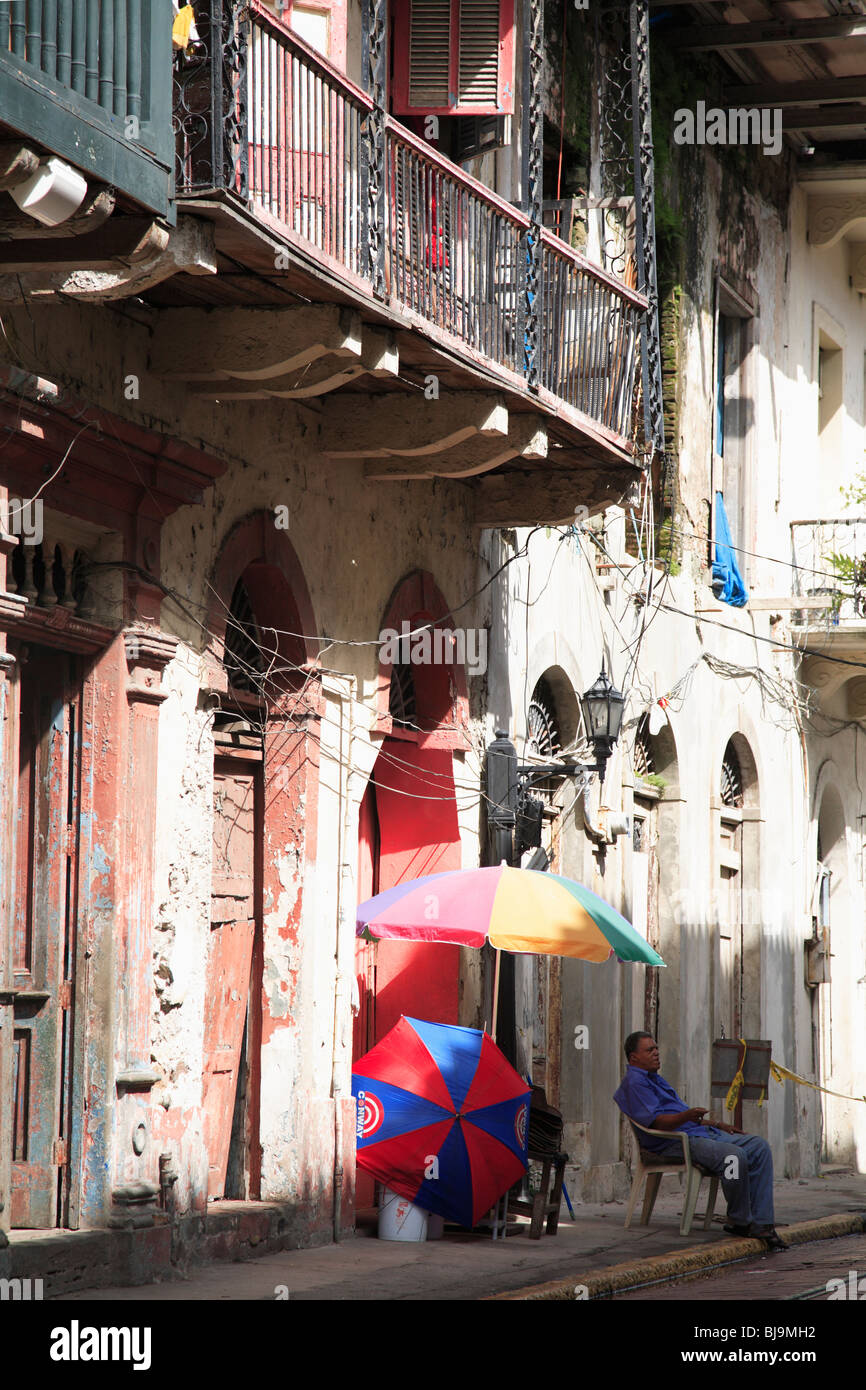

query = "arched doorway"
[
  {"left": 353, "top": 571, "right": 469, "bottom": 1207},
  {"left": 714, "top": 733, "right": 760, "bottom": 1043},
  {"left": 202, "top": 514, "right": 319, "bottom": 1202},
  {"left": 631, "top": 712, "right": 680, "bottom": 1040},
  {"left": 815, "top": 781, "right": 855, "bottom": 1165}
]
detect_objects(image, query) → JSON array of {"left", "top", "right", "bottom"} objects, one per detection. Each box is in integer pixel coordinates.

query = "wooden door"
[
  {"left": 203, "top": 759, "right": 259, "bottom": 1200},
  {"left": 718, "top": 815, "right": 743, "bottom": 1039},
  {"left": 11, "top": 646, "right": 79, "bottom": 1228}
]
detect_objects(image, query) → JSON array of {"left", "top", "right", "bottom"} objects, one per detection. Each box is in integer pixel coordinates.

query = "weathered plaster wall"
[
  {"left": 478, "top": 123, "right": 866, "bottom": 1194},
  {"left": 1, "top": 296, "right": 494, "bottom": 1230}
]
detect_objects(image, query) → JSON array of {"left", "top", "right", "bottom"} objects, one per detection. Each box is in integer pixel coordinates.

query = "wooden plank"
[
  {"left": 0, "top": 217, "right": 167, "bottom": 272},
  {"left": 782, "top": 105, "right": 866, "bottom": 131},
  {"left": 747, "top": 595, "right": 834, "bottom": 611},
  {"left": 0, "top": 140, "right": 39, "bottom": 190},
  {"left": 723, "top": 76, "right": 866, "bottom": 108},
  {"left": 697, "top": 595, "right": 834, "bottom": 612},
  {"left": 668, "top": 17, "right": 866, "bottom": 51}
]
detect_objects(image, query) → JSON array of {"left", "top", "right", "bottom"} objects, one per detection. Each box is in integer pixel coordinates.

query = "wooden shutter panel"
[{"left": 392, "top": 0, "right": 514, "bottom": 116}]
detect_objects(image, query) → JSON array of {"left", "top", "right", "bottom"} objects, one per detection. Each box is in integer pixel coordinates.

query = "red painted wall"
[{"left": 365, "top": 740, "right": 461, "bottom": 1040}]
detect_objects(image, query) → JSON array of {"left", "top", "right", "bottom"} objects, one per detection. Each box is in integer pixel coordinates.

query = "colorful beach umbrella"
[
  {"left": 352, "top": 1016, "right": 530, "bottom": 1228},
  {"left": 356, "top": 863, "right": 665, "bottom": 965}
]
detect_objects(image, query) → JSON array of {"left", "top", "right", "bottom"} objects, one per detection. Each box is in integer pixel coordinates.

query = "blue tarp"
[{"left": 712, "top": 491, "right": 748, "bottom": 607}]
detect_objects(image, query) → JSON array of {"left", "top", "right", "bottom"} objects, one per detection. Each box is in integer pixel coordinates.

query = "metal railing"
[
  {"left": 383, "top": 121, "right": 525, "bottom": 375},
  {"left": 0, "top": 0, "right": 173, "bottom": 211},
  {"left": 174, "top": 0, "right": 648, "bottom": 445},
  {"left": 540, "top": 231, "right": 642, "bottom": 438},
  {"left": 791, "top": 518, "right": 866, "bottom": 622},
  {"left": 247, "top": 5, "right": 365, "bottom": 276}
]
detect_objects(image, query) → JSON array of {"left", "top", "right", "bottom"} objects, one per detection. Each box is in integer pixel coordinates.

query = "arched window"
[
  {"left": 633, "top": 714, "right": 655, "bottom": 780},
  {"left": 527, "top": 675, "right": 562, "bottom": 759},
  {"left": 388, "top": 660, "right": 417, "bottom": 731},
  {"left": 224, "top": 577, "right": 268, "bottom": 695},
  {"left": 720, "top": 740, "right": 744, "bottom": 808}
]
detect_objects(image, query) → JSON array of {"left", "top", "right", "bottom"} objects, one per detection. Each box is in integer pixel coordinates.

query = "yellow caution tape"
[
  {"left": 725, "top": 1037, "right": 747, "bottom": 1112},
  {"left": 770, "top": 1060, "right": 866, "bottom": 1105},
  {"left": 173, "top": 4, "right": 196, "bottom": 50},
  {"left": 757, "top": 1088, "right": 764, "bottom": 1109}
]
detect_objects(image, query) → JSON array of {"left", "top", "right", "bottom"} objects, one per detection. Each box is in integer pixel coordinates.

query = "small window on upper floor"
[
  {"left": 391, "top": 0, "right": 515, "bottom": 117},
  {"left": 720, "top": 740, "right": 744, "bottom": 810},
  {"left": 818, "top": 334, "right": 843, "bottom": 449},
  {"left": 262, "top": 0, "right": 330, "bottom": 58}
]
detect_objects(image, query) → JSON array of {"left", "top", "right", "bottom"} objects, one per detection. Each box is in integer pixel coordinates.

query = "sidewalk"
[{"left": 54, "top": 1167, "right": 866, "bottom": 1302}]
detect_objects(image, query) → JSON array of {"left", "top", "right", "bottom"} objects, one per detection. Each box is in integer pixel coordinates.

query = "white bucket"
[{"left": 378, "top": 1187, "right": 429, "bottom": 1241}]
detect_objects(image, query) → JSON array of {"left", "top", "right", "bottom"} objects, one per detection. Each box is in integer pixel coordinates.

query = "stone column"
[
  {"left": 0, "top": 499, "right": 16, "bottom": 1243},
  {"left": 110, "top": 625, "right": 177, "bottom": 1226}
]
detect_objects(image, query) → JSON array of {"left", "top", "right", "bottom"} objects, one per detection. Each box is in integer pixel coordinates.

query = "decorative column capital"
[{"left": 124, "top": 626, "right": 178, "bottom": 705}]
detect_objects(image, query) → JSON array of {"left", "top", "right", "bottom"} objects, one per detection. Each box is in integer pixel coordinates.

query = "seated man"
[{"left": 613, "top": 1031, "right": 787, "bottom": 1251}]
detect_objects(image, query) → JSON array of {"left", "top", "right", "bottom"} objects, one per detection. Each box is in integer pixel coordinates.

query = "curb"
[{"left": 489, "top": 1212, "right": 866, "bottom": 1300}]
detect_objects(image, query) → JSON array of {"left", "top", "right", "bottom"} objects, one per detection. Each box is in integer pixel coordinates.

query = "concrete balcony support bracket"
[
  {"left": 808, "top": 194, "right": 866, "bottom": 249},
  {"left": 321, "top": 393, "right": 509, "bottom": 458},
  {"left": 0, "top": 216, "right": 217, "bottom": 302},
  {"left": 362, "top": 421, "right": 548, "bottom": 480},
  {"left": 150, "top": 306, "right": 397, "bottom": 398},
  {"left": 152, "top": 305, "right": 363, "bottom": 380},
  {"left": 473, "top": 468, "right": 612, "bottom": 527}
]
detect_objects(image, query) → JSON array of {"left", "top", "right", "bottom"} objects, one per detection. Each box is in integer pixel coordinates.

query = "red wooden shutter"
[{"left": 392, "top": 0, "right": 514, "bottom": 116}]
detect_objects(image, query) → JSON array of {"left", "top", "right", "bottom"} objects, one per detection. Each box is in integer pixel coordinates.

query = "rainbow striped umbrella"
[{"left": 357, "top": 864, "right": 664, "bottom": 966}]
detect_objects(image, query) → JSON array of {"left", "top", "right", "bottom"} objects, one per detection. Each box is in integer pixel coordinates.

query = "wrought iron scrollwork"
[
  {"left": 522, "top": 0, "right": 544, "bottom": 387},
  {"left": 363, "top": 0, "right": 388, "bottom": 297},
  {"left": 173, "top": 0, "right": 247, "bottom": 199},
  {"left": 595, "top": 4, "right": 633, "bottom": 279},
  {"left": 595, "top": 1, "right": 665, "bottom": 457},
  {"left": 629, "top": 0, "right": 664, "bottom": 455}
]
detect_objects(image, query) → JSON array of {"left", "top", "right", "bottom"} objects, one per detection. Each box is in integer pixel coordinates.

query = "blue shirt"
[{"left": 613, "top": 1065, "right": 725, "bottom": 1154}]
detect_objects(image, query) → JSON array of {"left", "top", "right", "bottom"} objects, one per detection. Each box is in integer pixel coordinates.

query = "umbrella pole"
[{"left": 491, "top": 948, "right": 501, "bottom": 1043}]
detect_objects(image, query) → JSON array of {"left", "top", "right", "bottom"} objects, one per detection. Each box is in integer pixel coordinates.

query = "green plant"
[{"left": 641, "top": 773, "right": 667, "bottom": 792}]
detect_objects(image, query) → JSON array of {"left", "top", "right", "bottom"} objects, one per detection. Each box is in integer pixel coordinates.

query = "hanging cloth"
[
  {"left": 712, "top": 491, "right": 748, "bottom": 607},
  {"left": 172, "top": 3, "right": 197, "bottom": 51}
]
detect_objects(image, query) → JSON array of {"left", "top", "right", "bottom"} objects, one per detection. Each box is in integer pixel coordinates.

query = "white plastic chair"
[{"left": 621, "top": 1115, "right": 720, "bottom": 1236}]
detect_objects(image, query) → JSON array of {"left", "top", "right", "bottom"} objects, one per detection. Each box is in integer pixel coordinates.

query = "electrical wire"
[
  {"left": 579, "top": 524, "right": 866, "bottom": 675},
  {"left": 664, "top": 516, "right": 865, "bottom": 591}
]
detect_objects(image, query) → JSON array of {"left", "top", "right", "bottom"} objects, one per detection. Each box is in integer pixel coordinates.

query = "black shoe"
[
  {"left": 723, "top": 1223, "right": 752, "bottom": 1238},
  {"left": 756, "top": 1227, "right": 788, "bottom": 1252}
]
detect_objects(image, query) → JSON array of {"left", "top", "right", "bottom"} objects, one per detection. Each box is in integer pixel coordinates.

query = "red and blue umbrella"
[{"left": 352, "top": 1015, "right": 530, "bottom": 1229}]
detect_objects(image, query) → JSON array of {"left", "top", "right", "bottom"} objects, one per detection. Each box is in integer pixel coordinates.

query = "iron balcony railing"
[
  {"left": 0, "top": 0, "right": 174, "bottom": 216},
  {"left": 791, "top": 518, "right": 866, "bottom": 623},
  {"left": 174, "top": 0, "right": 648, "bottom": 445}
]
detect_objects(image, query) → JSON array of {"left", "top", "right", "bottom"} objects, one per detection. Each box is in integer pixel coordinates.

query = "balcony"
[
  {"left": 0, "top": 1, "right": 174, "bottom": 217},
  {"left": 162, "top": 0, "right": 649, "bottom": 520},
  {"left": 791, "top": 518, "right": 866, "bottom": 717}
]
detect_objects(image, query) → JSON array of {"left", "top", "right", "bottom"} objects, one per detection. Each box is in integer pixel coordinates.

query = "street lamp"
[
  {"left": 486, "top": 663, "right": 627, "bottom": 853},
  {"left": 579, "top": 663, "right": 626, "bottom": 775}
]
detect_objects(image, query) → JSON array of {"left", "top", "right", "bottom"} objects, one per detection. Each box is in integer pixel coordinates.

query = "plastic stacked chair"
[{"left": 508, "top": 1086, "right": 568, "bottom": 1239}]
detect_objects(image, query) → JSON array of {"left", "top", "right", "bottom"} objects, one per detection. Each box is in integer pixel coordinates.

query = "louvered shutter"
[{"left": 392, "top": 0, "right": 515, "bottom": 116}]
